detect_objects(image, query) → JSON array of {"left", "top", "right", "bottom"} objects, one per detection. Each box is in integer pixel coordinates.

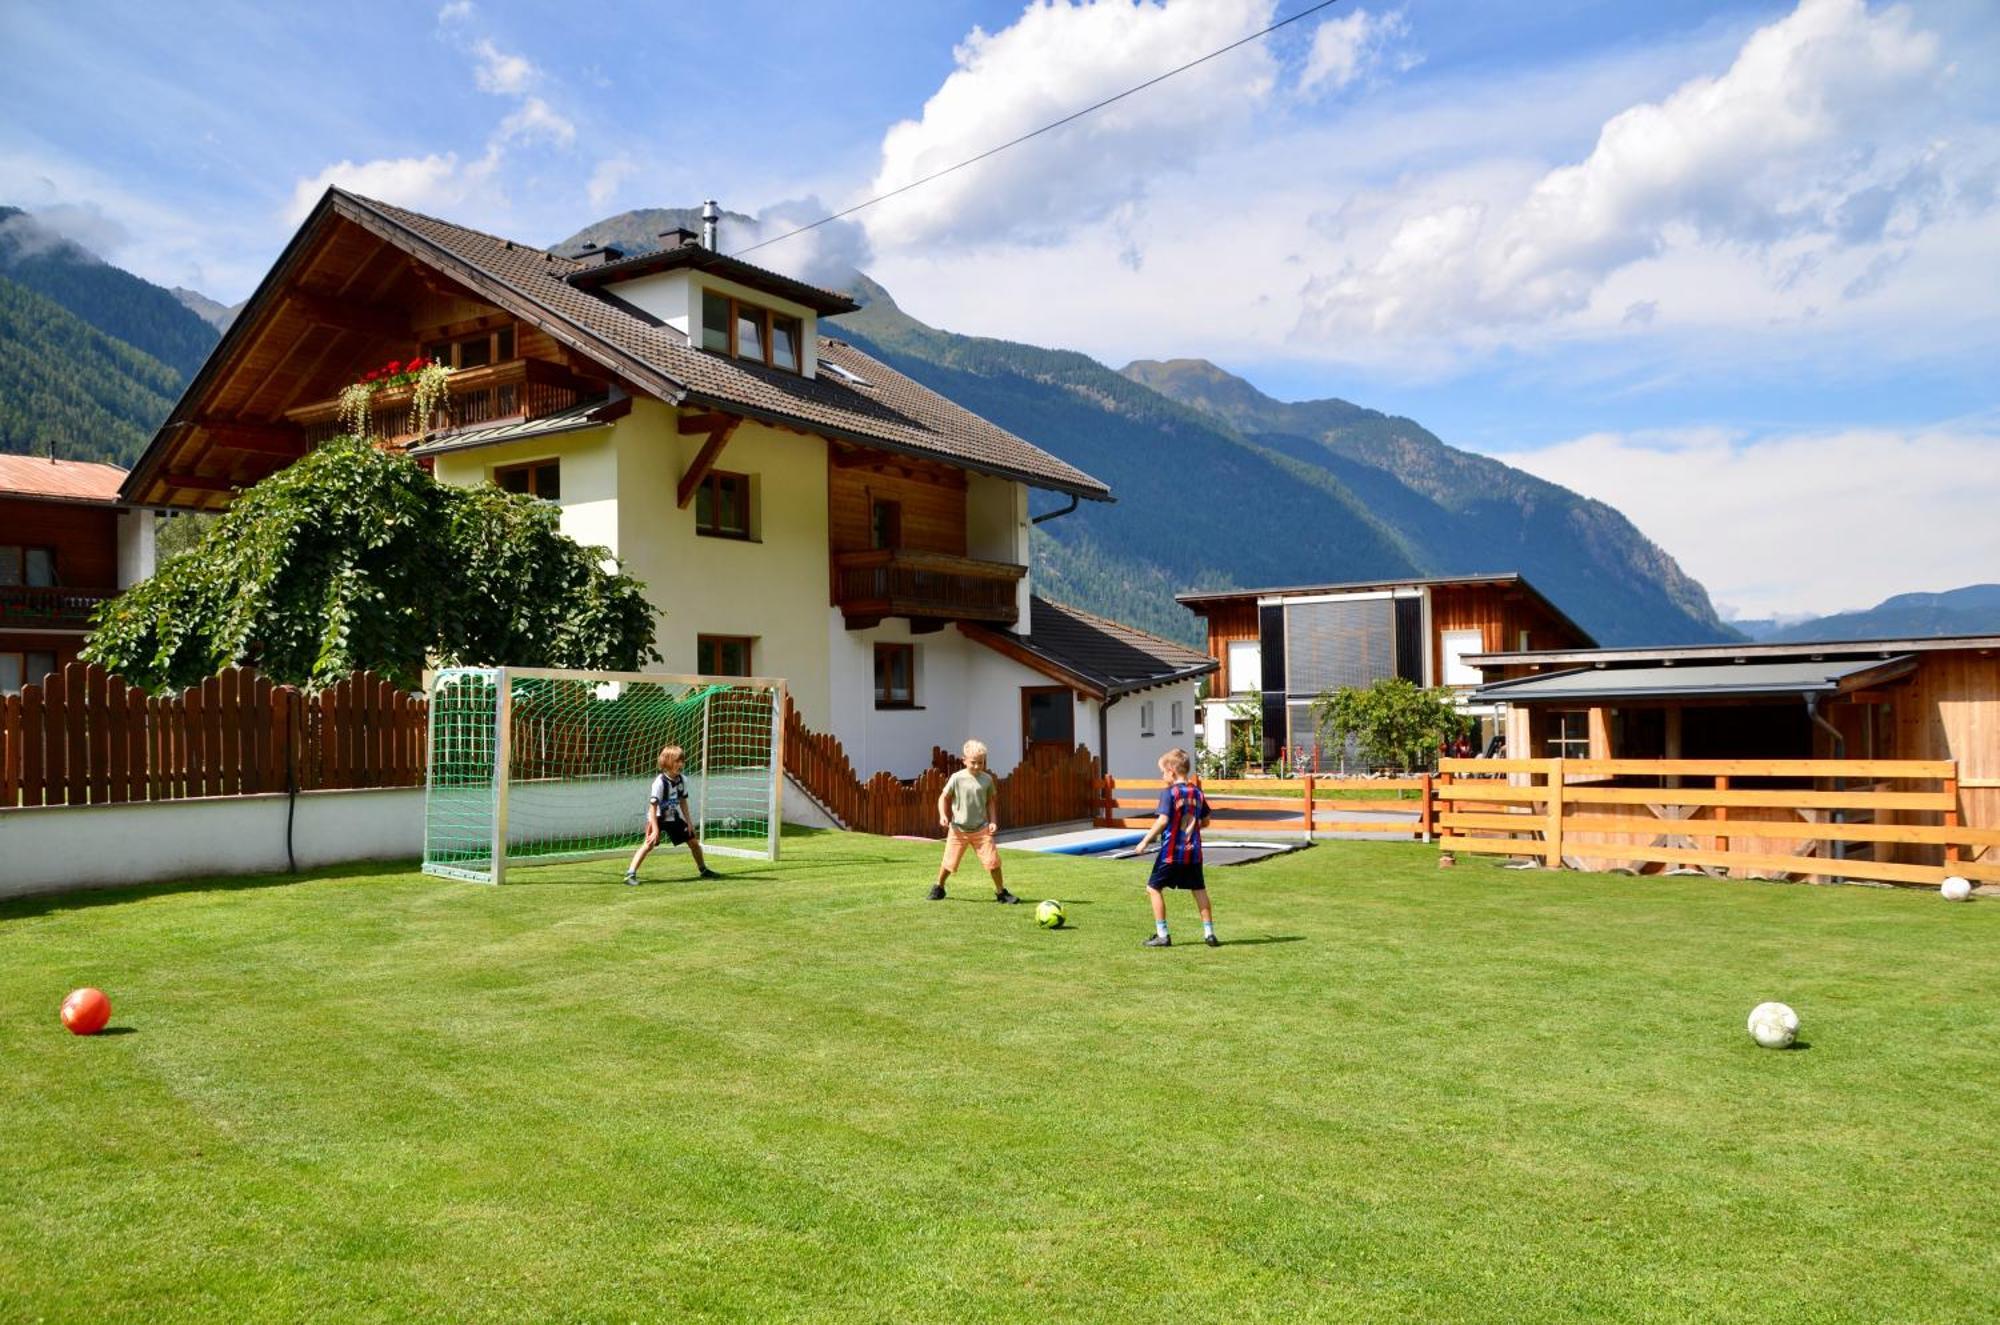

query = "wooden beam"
[
  {"left": 161, "top": 472, "right": 238, "bottom": 493},
  {"left": 197, "top": 420, "right": 302, "bottom": 457},
  {"left": 677, "top": 409, "right": 738, "bottom": 436},
  {"left": 286, "top": 285, "right": 410, "bottom": 339},
  {"left": 676, "top": 419, "right": 739, "bottom": 509}
]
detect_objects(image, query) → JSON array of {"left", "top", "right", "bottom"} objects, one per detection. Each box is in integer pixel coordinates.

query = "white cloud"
[
  {"left": 470, "top": 37, "right": 537, "bottom": 96},
  {"left": 739, "top": 198, "right": 874, "bottom": 288},
  {"left": 1301, "top": 0, "right": 1960, "bottom": 339},
  {"left": 1298, "top": 7, "right": 1407, "bottom": 96},
  {"left": 284, "top": 151, "right": 496, "bottom": 224},
  {"left": 1500, "top": 423, "right": 2000, "bottom": 617},
  {"left": 498, "top": 96, "right": 574, "bottom": 147},
  {"left": 436, "top": 0, "right": 474, "bottom": 25},
  {"left": 586, "top": 156, "right": 637, "bottom": 209},
  {"left": 864, "top": 0, "right": 1279, "bottom": 250}
]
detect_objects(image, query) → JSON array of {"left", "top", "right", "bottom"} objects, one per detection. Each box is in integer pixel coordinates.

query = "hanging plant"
[{"left": 332, "top": 357, "right": 452, "bottom": 442}]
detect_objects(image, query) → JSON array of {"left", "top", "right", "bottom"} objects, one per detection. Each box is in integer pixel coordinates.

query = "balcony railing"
[
  {"left": 288, "top": 358, "right": 607, "bottom": 448},
  {"left": 0, "top": 585, "right": 116, "bottom": 630},
  {"left": 833, "top": 549, "right": 1025, "bottom": 626}
]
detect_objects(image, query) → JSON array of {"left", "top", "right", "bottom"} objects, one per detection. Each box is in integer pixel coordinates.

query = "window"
[
  {"left": 422, "top": 325, "right": 515, "bottom": 370},
  {"left": 698, "top": 635, "right": 754, "bottom": 677},
  {"left": 0, "top": 651, "right": 58, "bottom": 694},
  {"left": 1, "top": 546, "right": 56, "bottom": 587},
  {"left": 495, "top": 460, "right": 560, "bottom": 500},
  {"left": 699, "top": 289, "right": 805, "bottom": 373},
  {"left": 1139, "top": 700, "right": 1155, "bottom": 737},
  {"left": 1171, "top": 701, "right": 1185, "bottom": 735},
  {"left": 1547, "top": 711, "right": 1591, "bottom": 760},
  {"left": 1226, "top": 640, "right": 1261, "bottom": 695},
  {"left": 870, "top": 499, "right": 902, "bottom": 551},
  {"left": 874, "top": 644, "right": 916, "bottom": 708},
  {"left": 1022, "top": 686, "right": 1074, "bottom": 754},
  {"left": 694, "top": 471, "right": 752, "bottom": 539}
]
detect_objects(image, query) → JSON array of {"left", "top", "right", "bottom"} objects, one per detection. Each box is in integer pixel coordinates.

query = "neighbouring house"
[
  {"left": 1177, "top": 573, "right": 1595, "bottom": 768},
  {"left": 0, "top": 454, "right": 155, "bottom": 693},
  {"left": 1467, "top": 633, "right": 2000, "bottom": 871},
  {"left": 117, "top": 188, "right": 1210, "bottom": 780}
]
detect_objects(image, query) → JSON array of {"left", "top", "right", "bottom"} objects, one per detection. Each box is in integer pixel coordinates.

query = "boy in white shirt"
[{"left": 625, "top": 744, "right": 722, "bottom": 884}]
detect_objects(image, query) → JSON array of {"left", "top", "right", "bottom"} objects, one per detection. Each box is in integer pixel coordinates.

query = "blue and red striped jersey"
[{"left": 1153, "top": 781, "right": 1209, "bottom": 863}]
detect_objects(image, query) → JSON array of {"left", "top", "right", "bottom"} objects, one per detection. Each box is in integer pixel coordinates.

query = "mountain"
[
  {"left": 1120, "top": 358, "right": 1730, "bottom": 645},
  {"left": 0, "top": 271, "right": 183, "bottom": 466},
  {"left": 821, "top": 280, "right": 1729, "bottom": 646},
  {"left": 172, "top": 286, "right": 242, "bottom": 331},
  {"left": 0, "top": 207, "right": 220, "bottom": 379},
  {"left": 1744, "top": 585, "right": 2000, "bottom": 643}
]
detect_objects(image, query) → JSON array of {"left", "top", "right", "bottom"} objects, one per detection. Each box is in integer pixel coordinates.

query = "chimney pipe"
[{"left": 701, "top": 200, "right": 720, "bottom": 251}]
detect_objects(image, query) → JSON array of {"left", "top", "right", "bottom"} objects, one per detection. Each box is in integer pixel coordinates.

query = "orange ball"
[{"left": 61, "top": 987, "right": 111, "bottom": 1036}]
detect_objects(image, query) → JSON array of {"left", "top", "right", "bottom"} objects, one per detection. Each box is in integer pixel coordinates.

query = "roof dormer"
[{"left": 565, "top": 203, "right": 856, "bottom": 381}]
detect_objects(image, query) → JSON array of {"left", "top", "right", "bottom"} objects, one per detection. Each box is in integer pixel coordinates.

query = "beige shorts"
[{"left": 940, "top": 825, "right": 1000, "bottom": 873}]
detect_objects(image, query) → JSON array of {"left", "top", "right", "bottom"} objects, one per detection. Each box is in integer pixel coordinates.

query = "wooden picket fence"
[
  {"left": 782, "top": 697, "right": 1100, "bottom": 836},
  {"left": 0, "top": 661, "right": 426, "bottom": 809},
  {"left": 1096, "top": 774, "right": 1432, "bottom": 837},
  {"left": 1435, "top": 757, "right": 1997, "bottom": 888}
]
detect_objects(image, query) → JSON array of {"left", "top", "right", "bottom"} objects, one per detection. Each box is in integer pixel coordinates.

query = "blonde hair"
[
  {"left": 961, "top": 739, "right": 988, "bottom": 762},
  {"left": 656, "top": 744, "right": 684, "bottom": 772},
  {"left": 1159, "top": 747, "right": 1192, "bottom": 777}
]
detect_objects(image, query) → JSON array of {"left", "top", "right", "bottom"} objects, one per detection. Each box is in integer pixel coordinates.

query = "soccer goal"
[{"left": 422, "top": 666, "right": 787, "bottom": 883}]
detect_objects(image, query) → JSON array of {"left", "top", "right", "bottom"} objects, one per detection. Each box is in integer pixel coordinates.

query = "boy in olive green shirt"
[{"left": 930, "top": 739, "right": 1020, "bottom": 903}]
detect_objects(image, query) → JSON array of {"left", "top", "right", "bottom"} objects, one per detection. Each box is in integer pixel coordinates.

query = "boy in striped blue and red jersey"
[{"left": 1131, "top": 747, "right": 1218, "bottom": 948}]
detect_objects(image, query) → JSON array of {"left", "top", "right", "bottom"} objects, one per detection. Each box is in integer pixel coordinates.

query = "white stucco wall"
[
  {"left": 116, "top": 509, "right": 155, "bottom": 588},
  {"left": 966, "top": 475, "right": 1032, "bottom": 628},
  {"left": 1093, "top": 681, "right": 1202, "bottom": 779},
  {"left": 0, "top": 787, "right": 424, "bottom": 899},
  {"left": 604, "top": 269, "right": 821, "bottom": 378}
]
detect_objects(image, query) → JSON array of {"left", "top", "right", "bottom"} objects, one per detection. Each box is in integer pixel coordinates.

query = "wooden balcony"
[
  {"left": 833, "top": 549, "right": 1025, "bottom": 628},
  {"left": 0, "top": 585, "right": 116, "bottom": 631},
  {"left": 288, "top": 358, "right": 607, "bottom": 448}
]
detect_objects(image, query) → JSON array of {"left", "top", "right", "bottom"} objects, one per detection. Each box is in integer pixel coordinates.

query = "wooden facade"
[
  {"left": 1426, "top": 582, "right": 1583, "bottom": 683},
  {"left": 0, "top": 488, "right": 128, "bottom": 688},
  {"left": 123, "top": 214, "right": 621, "bottom": 510},
  {"left": 826, "top": 446, "right": 1025, "bottom": 628},
  {"left": 1197, "top": 599, "right": 1259, "bottom": 695}
]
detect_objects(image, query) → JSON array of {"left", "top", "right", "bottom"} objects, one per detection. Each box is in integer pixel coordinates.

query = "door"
[
  {"left": 1021, "top": 686, "right": 1074, "bottom": 757},
  {"left": 870, "top": 499, "right": 903, "bottom": 551}
]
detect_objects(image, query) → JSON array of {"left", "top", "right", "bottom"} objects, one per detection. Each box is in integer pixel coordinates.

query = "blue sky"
[{"left": 4, "top": 0, "right": 1996, "bottom": 618}]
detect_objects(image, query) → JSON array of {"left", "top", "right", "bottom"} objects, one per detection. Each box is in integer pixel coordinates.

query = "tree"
[
  {"left": 86, "top": 436, "right": 660, "bottom": 691},
  {"left": 1311, "top": 678, "right": 1468, "bottom": 773},
  {"left": 1227, "top": 688, "right": 1264, "bottom": 770}
]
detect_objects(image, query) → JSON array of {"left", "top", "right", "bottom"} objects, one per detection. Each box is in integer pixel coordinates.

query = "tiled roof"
[
  {"left": 0, "top": 454, "right": 129, "bottom": 503},
  {"left": 564, "top": 241, "right": 859, "bottom": 315},
  {"left": 1000, "top": 597, "right": 1216, "bottom": 697},
  {"left": 338, "top": 192, "right": 1109, "bottom": 500}
]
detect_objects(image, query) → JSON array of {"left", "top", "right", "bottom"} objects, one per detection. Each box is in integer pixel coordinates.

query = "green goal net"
[{"left": 423, "top": 666, "right": 786, "bottom": 883}]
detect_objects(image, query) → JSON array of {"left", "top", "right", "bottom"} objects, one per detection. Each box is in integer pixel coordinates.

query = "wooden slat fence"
[
  {"left": 1096, "top": 774, "right": 1431, "bottom": 838},
  {"left": 1, "top": 661, "right": 426, "bottom": 809},
  {"left": 782, "top": 697, "right": 1099, "bottom": 836},
  {"left": 1435, "top": 757, "right": 1996, "bottom": 888}
]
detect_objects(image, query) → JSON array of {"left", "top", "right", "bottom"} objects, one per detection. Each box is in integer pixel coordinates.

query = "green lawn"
[{"left": 4, "top": 832, "right": 1996, "bottom": 1323}]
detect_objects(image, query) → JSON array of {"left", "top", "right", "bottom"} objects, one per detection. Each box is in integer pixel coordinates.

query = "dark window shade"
[
  {"left": 1259, "top": 604, "right": 1286, "bottom": 763},
  {"left": 1395, "top": 596, "right": 1424, "bottom": 683},
  {"left": 1285, "top": 597, "right": 1396, "bottom": 695}
]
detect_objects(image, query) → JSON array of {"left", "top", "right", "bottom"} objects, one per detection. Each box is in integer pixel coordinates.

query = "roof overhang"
[
  {"left": 565, "top": 244, "right": 859, "bottom": 315},
  {"left": 1473, "top": 655, "right": 1918, "bottom": 705}
]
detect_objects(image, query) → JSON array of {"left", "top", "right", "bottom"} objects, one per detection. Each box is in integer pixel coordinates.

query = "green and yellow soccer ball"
[{"left": 1036, "top": 899, "right": 1066, "bottom": 929}]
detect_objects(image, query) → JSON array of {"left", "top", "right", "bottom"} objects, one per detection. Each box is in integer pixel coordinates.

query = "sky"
[{"left": 3, "top": 0, "right": 1996, "bottom": 621}]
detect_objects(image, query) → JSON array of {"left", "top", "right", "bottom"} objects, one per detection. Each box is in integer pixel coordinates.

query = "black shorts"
[
  {"left": 654, "top": 815, "right": 692, "bottom": 846},
  {"left": 1147, "top": 858, "right": 1206, "bottom": 891}
]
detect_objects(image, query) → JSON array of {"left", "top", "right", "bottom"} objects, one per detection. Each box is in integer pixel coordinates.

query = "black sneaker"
[
  {"left": 928, "top": 883, "right": 947, "bottom": 901},
  {"left": 1204, "top": 934, "right": 1220, "bottom": 947},
  {"left": 995, "top": 889, "right": 1021, "bottom": 904},
  {"left": 1143, "top": 933, "right": 1172, "bottom": 947},
  {"left": 698, "top": 868, "right": 722, "bottom": 880}
]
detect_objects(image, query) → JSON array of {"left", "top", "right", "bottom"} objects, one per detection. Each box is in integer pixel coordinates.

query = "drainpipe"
[
  {"left": 1807, "top": 695, "right": 1846, "bottom": 860},
  {"left": 1098, "top": 691, "right": 1121, "bottom": 782},
  {"left": 1031, "top": 494, "right": 1080, "bottom": 526}
]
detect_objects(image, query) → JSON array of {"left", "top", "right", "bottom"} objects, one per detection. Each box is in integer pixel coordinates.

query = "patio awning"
[{"left": 1474, "top": 655, "right": 1916, "bottom": 704}]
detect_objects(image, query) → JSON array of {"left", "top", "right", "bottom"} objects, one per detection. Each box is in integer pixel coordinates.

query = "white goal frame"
[{"left": 422, "top": 665, "right": 788, "bottom": 884}]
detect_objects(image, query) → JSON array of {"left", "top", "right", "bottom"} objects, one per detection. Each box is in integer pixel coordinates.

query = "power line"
[{"left": 730, "top": 0, "right": 1347, "bottom": 258}]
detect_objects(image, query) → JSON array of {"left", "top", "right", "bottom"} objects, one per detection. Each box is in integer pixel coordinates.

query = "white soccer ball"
[
  {"left": 1940, "top": 875, "right": 1973, "bottom": 902},
  {"left": 1747, "top": 1002, "right": 1799, "bottom": 1049}
]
